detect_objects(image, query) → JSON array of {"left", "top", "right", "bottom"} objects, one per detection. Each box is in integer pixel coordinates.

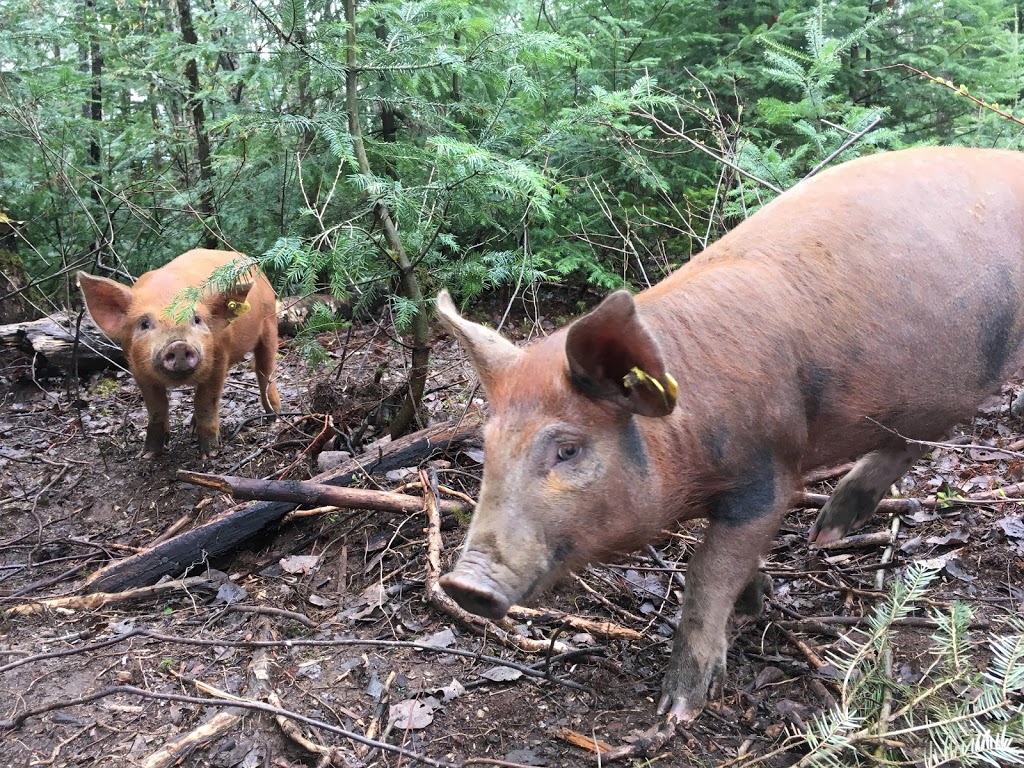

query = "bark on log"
[
  {"left": 0, "top": 312, "right": 123, "bottom": 373},
  {"left": 1, "top": 295, "right": 351, "bottom": 375},
  {"left": 84, "top": 414, "right": 482, "bottom": 593}
]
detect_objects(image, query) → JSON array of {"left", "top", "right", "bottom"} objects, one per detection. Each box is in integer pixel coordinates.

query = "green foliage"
[
  {"left": 781, "top": 564, "right": 1024, "bottom": 767},
  {"left": 3, "top": 0, "right": 1024, "bottom": 319}
]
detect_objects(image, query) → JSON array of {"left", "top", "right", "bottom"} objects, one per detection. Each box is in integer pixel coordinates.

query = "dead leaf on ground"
[
  {"left": 388, "top": 698, "right": 436, "bottom": 729},
  {"left": 280, "top": 554, "right": 320, "bottom": 575},
  {"left": 479, "top": 665, "right": 523, "bottom": 682}
]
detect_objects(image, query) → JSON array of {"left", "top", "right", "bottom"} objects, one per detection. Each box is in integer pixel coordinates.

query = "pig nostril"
[
  {"left": 161, "top": 343, "right": 200, "bottom": 373},
  {"left": 439, "top": 573, "right": 511, "bottom": 620}
]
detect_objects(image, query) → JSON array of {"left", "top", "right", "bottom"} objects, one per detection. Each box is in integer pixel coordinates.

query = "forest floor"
[{"left": 2, "top": 307, "right": 1024, "bottom": 768}]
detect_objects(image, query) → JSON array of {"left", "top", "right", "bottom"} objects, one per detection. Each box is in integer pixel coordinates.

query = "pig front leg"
[
  {"left": 193, "top": 374, "right": 227, "bottom": 459},
  {"left": 138, "top": 381, "right": 171, "bottom": 458},
  {"left": 658, "top": 468, "right": 790, "bottom": 723},
  {"left": 809, "top": 443, "right": 926, "bottom": 544}
]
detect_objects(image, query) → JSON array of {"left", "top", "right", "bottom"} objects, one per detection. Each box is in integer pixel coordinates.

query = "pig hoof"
[
  {"left": 439, "top": 572, "right": 512, "bottom": 620},
  {"left": 657, "top": 638, "right": 726, "bottom": 724},
  {"left": 657, "top": 691, "right": 703, "bottom": 724}
]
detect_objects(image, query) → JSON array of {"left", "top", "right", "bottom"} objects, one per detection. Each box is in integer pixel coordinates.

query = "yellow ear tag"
[
  {"left": 623, "top": 366, "right": 679, "bottom": 410},
  {"left": 227, "top": 299, "right": 251, "bottom": 321}
]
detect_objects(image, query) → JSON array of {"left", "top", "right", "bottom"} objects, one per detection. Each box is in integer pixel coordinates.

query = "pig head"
[
  {"left": 78, "top": 249, "right": 281, "bottom": 458},
  {"left": 436, "top": 290, "right": 680, "bottom": 619},
  {"left": 434, "top": 146, "right": 1024, "bottom": 724}
]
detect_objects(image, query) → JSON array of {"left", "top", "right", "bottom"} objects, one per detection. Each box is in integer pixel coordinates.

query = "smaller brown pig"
[
  {"left": 435, "top": 146, "right": 1024, "bottom": 725},
  {"left": 78, "top": 249, "right": 281, "bottom": 458}
]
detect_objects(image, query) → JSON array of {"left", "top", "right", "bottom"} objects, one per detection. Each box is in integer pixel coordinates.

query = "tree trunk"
[
  {"left": 175, "top": 0, "right": 217, "bottom": 248},
  {"left": 344, "top": 0, "right": 431, "bottom": 439}
]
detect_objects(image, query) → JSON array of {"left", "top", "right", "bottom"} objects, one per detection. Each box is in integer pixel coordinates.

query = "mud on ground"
[{"left": 2, "top": 319, "right": 1024, "bottom": 768}]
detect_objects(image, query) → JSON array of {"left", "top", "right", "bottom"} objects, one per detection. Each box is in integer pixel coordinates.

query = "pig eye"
[
  {"left": 556, "top": 443, "right": 581, "bottom": 462},
  {"left": 191, "top": 313, "right": 203, "bottom": 326},
  {"left": 138, "top": 316, "right": 152, "bottom": 331}
]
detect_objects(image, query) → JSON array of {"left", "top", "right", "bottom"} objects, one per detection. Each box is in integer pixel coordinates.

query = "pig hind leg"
[
  {"left": 254, "top": 319, "right": 281, "bottom": 414},
  {"left": 809, "top": 443, "right": 927, "bottom": 544}
]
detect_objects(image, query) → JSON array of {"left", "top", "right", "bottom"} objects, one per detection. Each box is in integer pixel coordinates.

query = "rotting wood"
[
  {"left": 176, "top": 470, "right": 469, "bottom": 516},
  {"left": 0, "top": 312, "right": 123, "bottom": 373},
  {"left": 83, "top": 415, "right": 482, "bottom": 594}
]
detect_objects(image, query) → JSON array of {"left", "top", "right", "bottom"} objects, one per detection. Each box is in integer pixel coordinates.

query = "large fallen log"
[
  {"left": 0, "top": 312, "right": 123, "bottom": 373},
  {"left": 84, "top": 414, "right": 482, "bottom": 594},
  {"left": 1, "top": 294, "right": 351, "bottom": 375}
]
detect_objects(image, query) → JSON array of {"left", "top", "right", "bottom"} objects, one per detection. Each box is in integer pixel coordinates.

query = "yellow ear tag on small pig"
[
  {"left": 623, "top": 366, "right": 679, "bottom": 411},
  {"left": 227, "top": 299, "right": 251, "bottom": 322}
]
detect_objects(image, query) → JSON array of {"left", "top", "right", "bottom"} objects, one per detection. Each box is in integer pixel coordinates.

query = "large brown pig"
[
  {"left": 435, "top": 146, "right": 1024, "bottom": 723},
  {"left": 78, "top": 249, "right": 281, "bottom": 458}
]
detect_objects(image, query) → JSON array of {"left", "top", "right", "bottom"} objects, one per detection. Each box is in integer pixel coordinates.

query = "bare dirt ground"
[{"left": 2, "top": 314, "right": 1024, "bottom": 768}]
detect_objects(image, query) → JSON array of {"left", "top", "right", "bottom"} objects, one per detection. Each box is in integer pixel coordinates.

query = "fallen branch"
[
  {"left": 4, "top": 576, "right": 217, "bottom": 617},
  {"left": 507, "top": 606, "right": 643, "bottom": 642},
  {"left": 177, "top": 470, "right": 469, "bottom": 516},
  {"left": 599, "top": 720, "right": 678, "bottom": 763},
  {"left": 84, "top": 415, "right": 482, "bottom": 594}
]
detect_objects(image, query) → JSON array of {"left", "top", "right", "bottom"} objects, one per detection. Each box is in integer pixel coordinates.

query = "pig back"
[{"left": 639, "top": 147, "right": 1024, "bottom": 472}]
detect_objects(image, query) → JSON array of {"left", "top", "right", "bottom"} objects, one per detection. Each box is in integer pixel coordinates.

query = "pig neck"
[{"left": 627, "top": 258, "right": 812, "bottom": 524}]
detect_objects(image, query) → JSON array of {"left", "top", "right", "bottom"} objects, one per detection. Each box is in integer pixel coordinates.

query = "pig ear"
[
  {"left": 77, "top": 271, "right": 133, "bottom": 340},
  {"left": 209, "top": 280, "right": 254, "bottom": 322},
  {"left": 565, "top": 290, "right": 678, "bottom": 417},
  {"left": 436, "top": 290, "right": 522, "bottom": 393}
]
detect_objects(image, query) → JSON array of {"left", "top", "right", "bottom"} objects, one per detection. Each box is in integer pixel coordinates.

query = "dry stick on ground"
[
  {"left": 0, "top": 685, "right": 455, "bottom": 768},
  {"left": 3, "top": 575, "right": 218, "bottom": 617},
  {"left": 600, "top": 720, "right": 679, "bottom": 763},
  {"left": 142, "top": 679, "right": 249, "bottom": 768},
  {"left": 269, "top": 689, "right": 350, "bottom": 768},
  {"left": 507, "top": 606, "right": 643, "bottom": 642},
  {"left": 177, "top": 470, "right": 470, "bottom": 516}
]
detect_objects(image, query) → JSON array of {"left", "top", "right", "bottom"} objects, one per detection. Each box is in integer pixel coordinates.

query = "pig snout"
[
  {"left": 440, "top": 553, "right": 517, "bottom": 620},
  {"left": 159, "top": 341, "right": 202, "bottom": 377}
]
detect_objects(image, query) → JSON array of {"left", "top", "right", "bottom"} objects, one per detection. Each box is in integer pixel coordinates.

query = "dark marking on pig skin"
[
  {"left": 552, "top": 538, "right": 574, "bottom": 564},
  {"left": 710, "top": 450, "right": 776, "bottom": 527},
  {"left": 569, "top": 368, "right": 628, "bottom": 404},
  {"left": 979, "top": 300, "right": 1017, "bottom": 387},
  {"left": 798, "top": 363, "right": 830, "bottom": 421},
  {"left": 620, "top": 418, "right": 649, "bottom": 472},
  {"left": 700, "top": 426, "right": 728, "bottom": 466}
]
